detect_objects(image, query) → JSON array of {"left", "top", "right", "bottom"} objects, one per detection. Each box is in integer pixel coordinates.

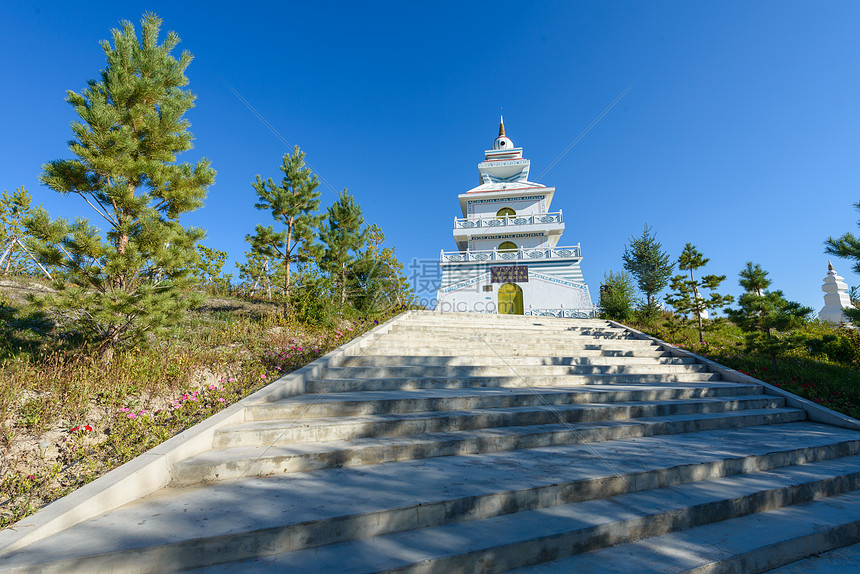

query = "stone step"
[
  {"left": 189, "top": 457, "right": 860, "bottom": 574},
  {"left": 354, "top": 342, "right": 671, "bottom": 358},
  {"left": 506, "top": 491, "right": 860, "bottom": 573},
  {"left": 320, "top": 363, "right": 709, "bottom": 380},
  {"left": 218, "top": 393, "right": 787, "bottom": 447},
  {"left": 388, "top": 324, "right": 634, "bottom": 337},
  {"left": 251, "top": 380, "right": 736, "bottom": 421},
  {"left": 331, "top": 353, "right": 694, "bottom": 368},
  {"left": 376, "top": 331, "right": 649, "bottom": 345},
  {"left": 304, "top": 372, "right": 721, "bottom": 394},
  {"left": 402, "top": 315, "right": 612, "bottom": 328},
  {"left": 357, "top": 345, "right": 669, "bottom": 358},
  {"left": 172, "top": 408, "right": 805, "bottom": 483},
  {"left": 7, "top": 422, "right": 858, "bottom": 573},
  {"left": 404, "top": 315, "right": 611, "bottom": 322},
  {"left": 300, "top": 379, "right": 761, "bottom": 410},
  {"left": 360, "top": 335, "right": 660, "bottom": 347},
  {"left": 6, "top": 311, "right": 859, "bottom": 574},
  {"left": 764, "top": 540, "right": 860, "bottom": 573}
]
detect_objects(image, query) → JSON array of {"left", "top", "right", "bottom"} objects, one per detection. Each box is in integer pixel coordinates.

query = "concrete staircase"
[{"left": 3, "top": 310, "right": 860, "bottom": 573}]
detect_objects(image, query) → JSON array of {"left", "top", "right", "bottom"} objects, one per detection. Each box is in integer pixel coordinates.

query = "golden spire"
[
  {"left": 499, "top": 110, "right": 505, "bottom": 137},
  {"left": 829, "top": 260, "right": 834, "bottom": 271}
]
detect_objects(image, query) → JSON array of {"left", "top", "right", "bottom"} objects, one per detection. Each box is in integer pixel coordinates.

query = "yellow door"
[
  {"left": 498, "top": 283, "right": 524, "bottom": 315},
  {"left": 498, "top": 241, "right": 518, "bottom": 252}
]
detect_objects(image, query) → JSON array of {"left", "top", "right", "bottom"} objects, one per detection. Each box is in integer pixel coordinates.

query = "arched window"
[
  {"left": 496, "top": 207, "right": 516, "bottom": 218},
  {"left": 498, "top": 241, "right": 518, "bottom": 252}
]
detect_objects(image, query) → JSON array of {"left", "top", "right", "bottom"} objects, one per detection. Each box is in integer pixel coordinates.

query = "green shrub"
[{"left": 599, "top": 270, "right": 637, "bottom": 322}]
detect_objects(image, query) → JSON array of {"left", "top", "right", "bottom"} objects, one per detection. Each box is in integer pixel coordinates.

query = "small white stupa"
[
  {"left": 819, "top": 261, "right": 852, "bottom": 324},
  {"left": 694, "top": 286, "right": 708, "bottom": 320}
]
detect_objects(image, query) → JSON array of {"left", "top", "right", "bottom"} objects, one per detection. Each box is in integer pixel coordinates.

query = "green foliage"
[
  {"left": 0, "top": 187, "right": 38, "bottom": 276},
  {"left": 349, "top": 226, "right": 414, "bottom": 314},
  {"left": 849, "top": 286, "right": 860, "bottom": 308},
  {"left": 665, "top": 243, "right": 733, "bottom": 342},
  {"left": 17, "top": 398, "right": 45, "bottom": 429},
  {"left": 25, "top": 14, "right": 214, "bottom": 358},
  {"left": 194, "top": 245, "right": 232, "bottom": 294},
  {"left": 825, "top": 201, "right": 860, "bottom": 323},
  {"left": 0, "top": 284, "right": 407, "bottom": 528},
  {"left": 237, "top": 249, "right": 282, "bottom": 299},
  {"left": 290, "top": 266, "right": 333, "bottom": 325},
  {"left": 599, "top": 270, "right": 636, "bottom": 321},
  {"left": 805, "top": 329, "right": 860, "bottom": 367},
  {"left": 247, "top": 146, "right": 323, "bottom": 307},
  {"left": 724, "top": 262, "right": 812, "bottom": 370},
  {"left": 622, "top": 224, "right": 674, "bottom": 309},
  {"left": 320, "top": 189, "right": 366, "bottom": 304},
  {"left": 628, "top": 314, "right": 860, "bottom": 421},
  {"left": 240, "top": 176, "right": 409, "bottom": 323}
]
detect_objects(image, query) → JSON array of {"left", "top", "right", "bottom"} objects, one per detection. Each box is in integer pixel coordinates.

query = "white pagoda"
[
  {"left": 819, "top": 261, "right": 852, "bottom": 324},
  {"left": 436, "top": 118, "right": 595, "bottom": 317}
]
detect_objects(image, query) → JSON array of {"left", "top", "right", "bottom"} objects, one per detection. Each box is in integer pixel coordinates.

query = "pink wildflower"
[
  {"left": 127, "top": 413, "right": 137, "bottom": 419},
  {"left": 217, "top": 397, "right": 225, "bottom": 402},
  {"left": 120, "top": 407, "right": 130, "bottom": 412},
  {"left": 208, "top": 384, "right": 217, "bottom": 390}
]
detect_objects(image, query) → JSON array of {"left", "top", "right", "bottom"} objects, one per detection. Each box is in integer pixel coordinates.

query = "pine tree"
[
  {"left": 25, "top": 14, "right": 214, "bottom": 359},
  {"left": 665, "top": 243, "right": 733, "bottom": 342},
  {"left": 349, "top": 225, "right": 413, "bottom": 313},
  {"left": 825, "top": 202, "right": 860, "bottom": 322},
  {"left": 0, "top": 186, "right": 42, "bottom": 276},
  {"left": 246, "top": 146, "right": 323, "bottom": 309},
  {"left": 194, "top": 244, "right": 232, "bottom": 293},
  {"left": 725, "top": 262, "right": 812, "bottom": 371},
  {"left": 622, "top": 224, "right": 674, "bottom": 313},
  {"left": 320, "top": 189, "right": 365, "bottom": 305},
  {"left": 237, "top": 249, "right": 282, "bottom": 299}
]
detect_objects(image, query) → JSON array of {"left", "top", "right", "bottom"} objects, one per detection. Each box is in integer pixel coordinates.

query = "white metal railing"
[
  {"left": 453, "top": 211, "right": 563, "bottom": 230},
  {"left": 440, "top": 244, "right": 581, "bottom": 263},
  {"left": 525, "top": 307, "right": 599, "bottom": 319}
]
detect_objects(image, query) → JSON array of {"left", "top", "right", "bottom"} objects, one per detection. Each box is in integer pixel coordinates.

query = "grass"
[
  {"left": 0, "top": 277, "right": 405, "bottom": 529},
  {"left": 627, "top": 313, "right": 860, "bottom": 421}
]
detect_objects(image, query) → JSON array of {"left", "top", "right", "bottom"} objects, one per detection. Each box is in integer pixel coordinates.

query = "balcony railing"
[
  {"left": 526, "top": 307, "right": 599, "bottom": 319},
  {"left": 453, "top": 211, "right": 563, "bottom": 230},
  {"left": 440, "top": 244, "right": 581, "bottom": 263}
]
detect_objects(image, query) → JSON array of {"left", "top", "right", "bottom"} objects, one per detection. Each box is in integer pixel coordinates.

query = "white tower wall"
[{"left": 436, "top": 118, "right": 594, "bottom": 317}]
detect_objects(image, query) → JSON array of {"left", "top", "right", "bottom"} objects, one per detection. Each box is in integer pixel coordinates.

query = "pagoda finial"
[
  {"left": 829, "top": 260, "right": 834, "bottom": 271},
  {"left": 499, "top": 109, "right": 505, "bottom": 137}
]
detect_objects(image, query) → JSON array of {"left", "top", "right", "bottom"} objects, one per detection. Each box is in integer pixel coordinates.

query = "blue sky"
[{"left": 2, "top": 1, "right": 859, "bottom": 311}]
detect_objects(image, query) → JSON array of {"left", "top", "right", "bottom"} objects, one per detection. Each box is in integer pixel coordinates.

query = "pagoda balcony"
[
  {"left": 453, "top": 211, "right": 562, "bottom": 230},
  {"left": 440, "top": 244, "right": 581, "bottom": 263}
]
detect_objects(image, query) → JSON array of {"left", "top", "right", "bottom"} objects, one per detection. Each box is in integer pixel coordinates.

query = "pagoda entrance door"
[{"left": 498, "top": 283, "right": 523, "bottom": 315}]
